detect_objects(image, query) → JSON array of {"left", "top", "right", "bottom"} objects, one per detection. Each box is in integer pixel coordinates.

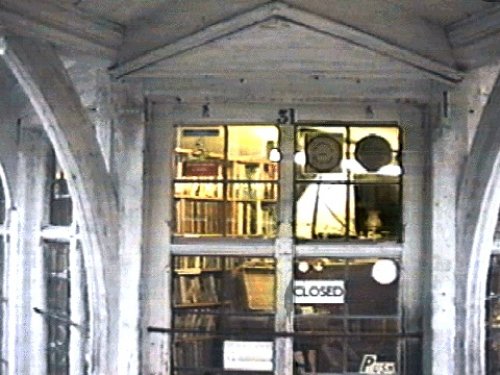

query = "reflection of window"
[
  {"left": 174, "top": 126, "right": 279, "bottom": 239},
  {"left": 171, "top": 255, "right": 275, "bottom": 373},
  {"left": 293, "top": 258, "right": 418, "bottom": 374},
  {"left": 487, "top": 255, "right": 500, "bottom": 373},
  {"left": 295, "top": 125, "right": 402, "bottom": 241}
]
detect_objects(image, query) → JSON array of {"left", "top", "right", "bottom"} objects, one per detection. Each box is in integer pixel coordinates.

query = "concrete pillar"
[{"left": 11, "top": 128, "right": 50, "bottom": 375}]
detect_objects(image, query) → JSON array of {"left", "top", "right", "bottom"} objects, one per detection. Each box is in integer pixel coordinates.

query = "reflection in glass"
[
  {"left": 293, "top": 258, "right": 403, "bottom": 374},
  {"left": 295, "top": 125, "right": 402, "bottom": 242},
  {"left": 172, "top": 256, "right": 276, "bottom": 373}
]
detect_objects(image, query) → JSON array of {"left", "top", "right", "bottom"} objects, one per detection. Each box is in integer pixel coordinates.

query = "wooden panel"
[{"left": 137, "top": 19, "right": 419, "bottom": 77}]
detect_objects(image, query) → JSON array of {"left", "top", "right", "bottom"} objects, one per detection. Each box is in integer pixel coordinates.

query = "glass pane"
[
  {"left": 49, "top": 162, "right": 73, "bottom": 226},
  {"left": 173, "top": 333, "right": 223, "bottom": 370},
  {"left": 227, "top": 126, "right": 279, "bottom": 181},
  {"left": 47, "top": 318, "right": 69, "bottom": 375},
  {"left": 225, "top": 200, "right": 277, "bottom": 238},
  {"left": 174, "top": 126, "right": 279, "bottom": 239},
  {"left": 294, "top": 337, "right": 344, "bottom": 373},
  {"left": 346, "top": 259, "right": 398, "bottom": 316},
  {"left": 346, "top": 337, "right": 398, "bottom": 373},
  {"left": 295, "top": 184, "right": 353, "bottom": 240},
  {"left": 293, "top": 258, "right": 401, "bottom": 373},
  {"left": 175, "top": 127, "right": 225, "bottom": 181},
  {"left": 294, "top": 125, "right": 402, "bottom": 242},
  {"left": 354, "top": 184, "right": 401, "bottom": 241},
  {"left": 175, "top": 197, "right": 225, "bottom": 237},
  {"left": 45, "top": 243, "right": 70, "bottom": 275},
  {"left": 172, "top": 256, "right": 276, "bottom": 373},
  {"left": 50, "top": 197, "right": 73, "bottom": 227},
  {"left": 295, "top": 126, "right": 348, "bottom": 181},
  {"left": 47, "top": 278, "right": 70, "bottom": 314}
]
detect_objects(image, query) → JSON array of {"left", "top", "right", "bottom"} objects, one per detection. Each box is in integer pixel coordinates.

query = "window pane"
[
  {"left": 293, "top": 258, "right": 402, "bottom": 374},
  {"left": 354, "top": 184, "right": 401, "bottom": 241},
  {"left": 174, "top": 125, "right": 279, "bottom": 239},
  {"left": 295, "top": 184, "right": 352, "bottom": 240},
  {"left": 172, "top": 256, "right": 275, "bottom": 372},
  {"left": 294, "top": 125, "right": 402, "bottom": 242},
  {"left": 44, "top": 241, "right": 70, "bottom": 375}
]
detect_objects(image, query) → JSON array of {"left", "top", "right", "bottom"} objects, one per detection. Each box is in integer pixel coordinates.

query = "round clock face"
[
  {"left": 355, "top": 135, "right": 392, "bottom": 172},
  {"left": 306, "top": 135, "right": 342, "bottom": 172}
]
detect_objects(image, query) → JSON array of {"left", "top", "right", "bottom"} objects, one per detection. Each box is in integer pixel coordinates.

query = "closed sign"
[{"left": 293, "top": 280, "right": 345, "bottom": 304}]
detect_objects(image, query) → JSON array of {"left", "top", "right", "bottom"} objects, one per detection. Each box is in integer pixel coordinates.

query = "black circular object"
[
  {"left": 355, "top": 135, "right": 392, "bottom": 172},
  {"left": 306, "top": 134, "right": 342, "bottom": 172}
]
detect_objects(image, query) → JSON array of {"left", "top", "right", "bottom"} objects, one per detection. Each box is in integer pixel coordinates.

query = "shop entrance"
[{"left": 144, "top": 102, "right": 424, "bottom": 375}]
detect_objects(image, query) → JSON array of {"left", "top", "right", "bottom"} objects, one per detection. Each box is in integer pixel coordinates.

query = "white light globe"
[{"left": 371, "top": 259, "right": 398, "bottom": 285}]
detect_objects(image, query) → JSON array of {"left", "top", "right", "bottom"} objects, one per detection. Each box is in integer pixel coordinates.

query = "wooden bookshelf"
[{"left": 174, "top": 156, "right": 278, "bottom": 238}]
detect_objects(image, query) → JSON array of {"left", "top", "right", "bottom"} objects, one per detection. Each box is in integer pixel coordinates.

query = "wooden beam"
[
  {"left": 447, "top": 7, "right": 500, "bottom": 70},
  {"left": 0, "top": 1, "right": 123, "bottom": 58},
  {"left": 456, "top": 75, "right": 500, "bottom": 375},
  {"left": 111, "top": 1, "right": 462, "bottom": 83},
  {"left": 0, "top": 35, "right": 120, "bottom": 374}
]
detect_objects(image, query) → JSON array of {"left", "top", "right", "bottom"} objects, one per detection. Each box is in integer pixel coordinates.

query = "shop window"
[
  {"left": 173, "top": 126, "right": 279, "bottom": 239},
  {"left": 295, "top": 126, "right": 402, "bottom": 241},
  {"left": 293, "top": 257, "right": 419, "bottom": 374},
  {"left": 487, "top": 255, "right": 500, "bottom": 373},
  {"left": 171, "top": 255, "right": 276, "bottom": 374}
]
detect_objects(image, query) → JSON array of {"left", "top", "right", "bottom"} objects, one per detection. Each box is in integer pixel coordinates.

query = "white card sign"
[
  {"left": 293, "top": 280, "right": 345, "bottom": 304},
  {"left": 223, "top": 340, "right": 274, "bottom": 371}
]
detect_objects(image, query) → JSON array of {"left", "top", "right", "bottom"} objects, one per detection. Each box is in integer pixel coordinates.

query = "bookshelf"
[{"left": 173, "top": 157, "right": 278, "bottom": 238}]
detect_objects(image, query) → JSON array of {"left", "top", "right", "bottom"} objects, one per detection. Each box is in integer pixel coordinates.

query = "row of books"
[
  {"left": 175, "top": 200, "right": 224, "bottom": 235},
  {"left": 175, "top": 182, "right": 277, "bottom": 201},
  {"left": 174, "top": 256, "right": 223, "bottom": 271},
  {"left": 175, "top": 200, "right": 277, "bottom": 237}
]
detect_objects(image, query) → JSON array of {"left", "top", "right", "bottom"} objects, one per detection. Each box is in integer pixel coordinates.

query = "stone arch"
[
  {"left": 0, "top": 36, "right": 120, "bottom": 374},
  {"left": 457, "top": 75, "right": 500, "bottom": 375}
]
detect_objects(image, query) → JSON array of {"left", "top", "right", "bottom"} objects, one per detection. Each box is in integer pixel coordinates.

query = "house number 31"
[{"left": 277, "top": 108, "right": 296, "bottom": 124}]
